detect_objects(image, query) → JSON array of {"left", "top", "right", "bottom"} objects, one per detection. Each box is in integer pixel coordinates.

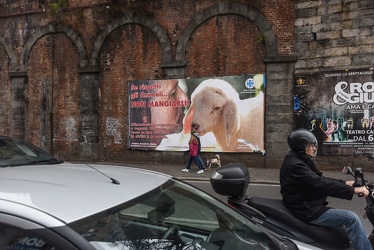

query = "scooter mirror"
[{"left": 342, "top": 165, "right": 353, "bottom": 176}]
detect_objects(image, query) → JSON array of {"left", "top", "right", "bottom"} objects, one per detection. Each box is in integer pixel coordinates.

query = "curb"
[
  {"left": 71, "top": 161, "right": 282, "bottom": 185},
  {"left": 174, "top": 176, "right": 280, "bottom": 185}
]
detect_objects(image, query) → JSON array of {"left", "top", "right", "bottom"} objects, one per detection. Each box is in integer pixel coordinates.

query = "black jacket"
[{"left": 280, "top": 150, "right": 354, "bottom": 222}]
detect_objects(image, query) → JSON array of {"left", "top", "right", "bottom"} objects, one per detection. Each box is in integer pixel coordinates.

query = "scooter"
[{"left": 210, "top": 163, "right": 374, "bottom": 250}]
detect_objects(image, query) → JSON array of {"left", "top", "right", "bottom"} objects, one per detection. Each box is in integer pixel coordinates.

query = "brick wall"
[
  {"left": 0, "top": 45, "right": 11, "bottom": 135},
  {"left": 0, "top": 0, "right": 296, "bottom": 168}
]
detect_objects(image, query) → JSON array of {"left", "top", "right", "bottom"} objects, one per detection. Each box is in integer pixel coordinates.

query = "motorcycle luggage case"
[{"left": 210, "top": 163, "right": 250, "bottom": 198}]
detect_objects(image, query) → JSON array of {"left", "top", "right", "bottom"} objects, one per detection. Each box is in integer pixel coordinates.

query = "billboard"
[
  {"left": 128, "top": 74, "right": 265, "bottom": 153},
  {"left": 294, "top": 69, "right": 374, "bottom": 156}
]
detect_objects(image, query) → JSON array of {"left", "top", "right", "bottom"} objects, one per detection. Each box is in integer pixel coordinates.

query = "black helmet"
[{"left": 288, "top": 128, "right": 317, "bottom": 154}]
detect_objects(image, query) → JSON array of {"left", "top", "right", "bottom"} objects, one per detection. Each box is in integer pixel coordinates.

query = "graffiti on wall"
[
  {"left": 106, "top": 117, "right": 123, "bottom": 144},
  {"left": 294, "top": 69, "right": 374, "bottom": 156},
  {"left": 65, "top": 117, "right": 78, "bottom": 142}
]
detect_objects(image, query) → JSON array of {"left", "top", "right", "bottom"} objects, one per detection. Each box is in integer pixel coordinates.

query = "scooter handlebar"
[{"left": 342, "top": 166, "right": 371, "bottom": 197}]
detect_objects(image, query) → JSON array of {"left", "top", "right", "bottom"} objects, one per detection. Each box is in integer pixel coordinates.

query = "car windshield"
[
  {"left": 69, "top": 179, "right": 282, "bottom": 250},
  {"left": 0, "top": 136, "right": 61, "bottom": 167}
]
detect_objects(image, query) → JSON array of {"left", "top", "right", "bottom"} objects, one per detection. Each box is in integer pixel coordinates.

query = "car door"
[{"left": 0, "top": 213, "right": 85, "bottom": 250}]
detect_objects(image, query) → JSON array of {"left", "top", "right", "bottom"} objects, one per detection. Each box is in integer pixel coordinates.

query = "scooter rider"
[{"left": 280, "top": 128, "right": 372, "bottom": 250}]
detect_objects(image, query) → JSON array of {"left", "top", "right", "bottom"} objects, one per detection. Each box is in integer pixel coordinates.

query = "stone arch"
[
  {"left": 176, "top": 2, "right": 278, "bottom": 62},
  {"left": 20, "top": 22, "right": 88, "bottom": 71},
  {"left": 0, "top": 37, "right": 18, "bottom": 71},
  {"left": 91, "top": 12, "right": 171, "bottom": 66}
]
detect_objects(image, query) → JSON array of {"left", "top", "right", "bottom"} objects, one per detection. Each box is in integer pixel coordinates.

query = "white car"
[{"left": 0, "top": 136, "right": 316, "bottom": 249}]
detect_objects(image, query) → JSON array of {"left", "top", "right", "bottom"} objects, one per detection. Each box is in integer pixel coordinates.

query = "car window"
[
  {"left": 0, "top": 137, "right": 61, "bottom": 167},
  {"left": 69, "top": 179, "right": 279, "bottom": 250},
  {"left": 123, "top": 184, "right": 219, "bottom": 231},
  {"left": 0, "top": 223, "right": 58, "bottom": 250}
]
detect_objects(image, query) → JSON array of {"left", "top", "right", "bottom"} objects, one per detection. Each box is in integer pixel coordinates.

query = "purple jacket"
[{"left": 189, "top": 140, "right": 198, "bottom": 156}]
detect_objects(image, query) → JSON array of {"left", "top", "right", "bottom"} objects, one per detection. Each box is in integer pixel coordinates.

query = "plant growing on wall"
[
  {"left": 257, "top": 33, "right": 267, "bottom": 45},
  {"left": 106, "top": 0, "right": 152, "bottom": 18},
  {"left": 49, "top": 0, "right": 68, "bottom": 15}
]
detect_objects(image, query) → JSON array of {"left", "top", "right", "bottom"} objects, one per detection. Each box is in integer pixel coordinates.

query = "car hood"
[{"left": 0, "top": 163, "right": 171, "bottom": 223}]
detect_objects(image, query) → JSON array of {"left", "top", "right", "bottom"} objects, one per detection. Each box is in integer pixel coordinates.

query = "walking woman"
[{"left": 182, "top": 134, "right": 205, "bottom": 174}]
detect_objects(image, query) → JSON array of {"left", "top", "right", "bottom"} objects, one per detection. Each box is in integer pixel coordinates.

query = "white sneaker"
[
  {"left": 197, "top": 170, "right": 204, "bottom": 174},
  {"left": 182, "top": 168, "right": 189, "bottom": 172}
]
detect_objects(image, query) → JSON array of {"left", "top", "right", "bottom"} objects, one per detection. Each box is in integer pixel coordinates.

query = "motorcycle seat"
[{"left": 247, "top": 196, "right": 350, "bottom": 248}]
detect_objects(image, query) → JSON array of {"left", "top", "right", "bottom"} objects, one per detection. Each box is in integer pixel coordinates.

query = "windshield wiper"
[
  {"left": 0, "top": 158, "right": 64, "bottom": 167},
  {"left": 25, "top": 159, "right": 64, "bottom": 165}
]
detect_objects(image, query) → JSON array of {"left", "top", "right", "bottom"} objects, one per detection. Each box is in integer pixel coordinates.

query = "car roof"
[{"left": 0, "top": 163, "right": 171, "bottom": 224}]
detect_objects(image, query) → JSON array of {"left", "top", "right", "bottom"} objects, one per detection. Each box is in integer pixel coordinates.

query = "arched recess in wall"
[
  {"left": 20, "top": 23, "right": 87, "bottom": 71},
  {"left": 176, "top": 2, "right": 277, "bottom": 63},
  {"left": 0, "top": 37, "right": 18, "bottom": 71},
  {"left": 91, "top": 13, "right": 171, "bottom": 66}
]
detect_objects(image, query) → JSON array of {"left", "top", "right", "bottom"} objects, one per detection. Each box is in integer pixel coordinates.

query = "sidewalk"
[
  {"left": 80, "top": 161, "right": 374, "bottom": 185},
  {"left": 123, "top": 162, "right": 281, "bottom": 184}
]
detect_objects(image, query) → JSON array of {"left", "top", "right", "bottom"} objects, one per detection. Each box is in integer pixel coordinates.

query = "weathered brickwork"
[
  {"left": 185, "top": 15, "right": 266, "bottom": 77},
  {"left": 98, "top": 24, "right": 164, "bottom": 161},
  {"left": 0, "top": 46, "right": 11, "bottom": 135}
]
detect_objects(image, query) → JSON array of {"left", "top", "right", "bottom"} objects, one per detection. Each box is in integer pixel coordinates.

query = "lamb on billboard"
[
  {"left": 128, "top": 74, "right": 265, "bottom": 153},
  {"left": 294, "top": 69, "right": 374, "bottom": 156}
]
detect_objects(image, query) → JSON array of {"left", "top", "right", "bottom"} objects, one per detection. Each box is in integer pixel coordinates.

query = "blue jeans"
[
  {"left": 310, "top": 208, "right": 372, "bottom": 250},
  {"left": 186, "top": 155, "right": 205, "bottom": 170},
  {"left": 197, "top": 155, "right": 205, "bottom": 169}
]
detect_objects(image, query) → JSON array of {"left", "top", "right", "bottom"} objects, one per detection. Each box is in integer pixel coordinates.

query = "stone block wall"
[
  {"left": 295, "top": 0, "right": 374, "bottom": 169},
  {"left": 295, "top": 0, "right": 374, "bottom": 73}
]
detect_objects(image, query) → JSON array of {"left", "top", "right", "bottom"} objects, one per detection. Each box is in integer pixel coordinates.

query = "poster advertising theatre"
[
  {"left": 128, "top": 75, "right": 265, "bottom": 153},
  {"left": 294, "top": 69, "right": 374, "bottom": 156}
]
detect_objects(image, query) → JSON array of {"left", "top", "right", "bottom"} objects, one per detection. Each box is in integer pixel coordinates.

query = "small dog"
[{"left": 206, "top": 155, "right": 221, "bottom": 168}]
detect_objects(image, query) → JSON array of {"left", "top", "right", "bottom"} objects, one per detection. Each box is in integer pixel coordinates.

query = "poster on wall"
[
  {"left": 294, "top": 69, "right": 374, "bottom": 156},
  {"left": 128, "top": 74, "right": 266, "bottom": 153}
]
